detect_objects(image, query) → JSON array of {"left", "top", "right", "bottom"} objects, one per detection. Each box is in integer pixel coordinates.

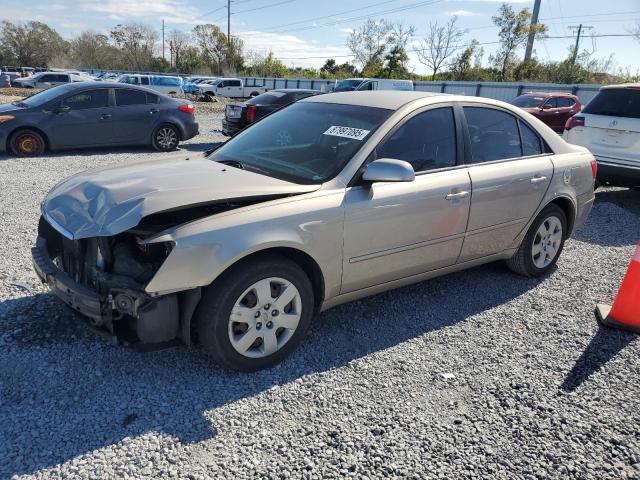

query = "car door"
[
  {"left": 48, "top": 88, "right": 114, "bottom": 147},
  {"left": 35, "top": 74, "right": 58, "bottom": 89},
  {"left": 556, "top": 97, "right": 577, "bottom": 130},
  {"left": 341, "top": 106, "right": 471, "bottom": 293},
  {"left": 458, "top": 105, "right": 554, "bottom": 262},
  {"left": 539, "top": 97, "right": 563, "bottom": 130},
  {"left": 110, "top": 88, "right": 159, "bottom": 144}
]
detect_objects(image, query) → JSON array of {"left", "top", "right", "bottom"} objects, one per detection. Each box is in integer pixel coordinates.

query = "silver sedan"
[{"left": 33, "top": 91, "right": 596, "bottom": 371}]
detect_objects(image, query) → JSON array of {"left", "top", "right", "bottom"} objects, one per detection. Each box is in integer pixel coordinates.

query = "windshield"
[
  {"left": 511, "top": 95, "right": 545, "bottom": 108},
  {"left": 209, "top": 102, "right": 392, "bottom": 184},
  {"left": 583, "top": 89, "right": 640, "bottom": 118},
  {"left": 333, "top": 79, "right": 364, "bottom": 92},
  {"left": 18, "top": 85, "right": 73, "bottom": 107}
]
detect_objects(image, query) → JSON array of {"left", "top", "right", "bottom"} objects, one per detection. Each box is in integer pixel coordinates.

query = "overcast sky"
[{"left": 2, "top": 0, "right": 639, "bottom": 74}]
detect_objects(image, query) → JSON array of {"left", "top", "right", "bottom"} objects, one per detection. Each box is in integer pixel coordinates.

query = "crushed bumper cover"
[{"left": 32, "top": 236, "right": 109, "bottom": 324}]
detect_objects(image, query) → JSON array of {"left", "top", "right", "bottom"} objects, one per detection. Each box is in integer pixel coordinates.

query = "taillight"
[
  {"left": 565, "top": 115, "right": 584, "bottom": 131},
  {"left": 246, "top": 104, "right": 256, "bottom": 123},
  {"left": 178, "top": 104, "right": 195, "bottom": 115},
  {"left": 590, "top": 158, "right": 598, "bottom": 180}
]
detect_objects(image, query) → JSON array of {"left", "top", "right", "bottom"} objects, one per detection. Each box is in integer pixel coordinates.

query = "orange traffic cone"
[{"left": 595, "top": 241, "right": 640, "bottom": 333}]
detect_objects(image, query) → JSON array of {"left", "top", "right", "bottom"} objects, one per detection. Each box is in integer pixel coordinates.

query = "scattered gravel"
[{"left": 1, "top": 118, "right": 639, "bottom": 479}]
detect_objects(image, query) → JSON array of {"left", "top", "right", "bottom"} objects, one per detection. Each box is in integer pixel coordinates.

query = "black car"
[
  {"left": 222, "top": 89, "right": 321, "bottom": 136},
  {"left": 0, "top": 82, "right": 199, "bottom": 157}
]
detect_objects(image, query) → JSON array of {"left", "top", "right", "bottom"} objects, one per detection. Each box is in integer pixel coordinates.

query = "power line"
[
  {"left": 269, "top": 0, "right": 446, "bottom": 34},
  {"left": 232, "top": 0, "right": 298, "bottom": 15},
  {"left": 256, "top": 0, "right": 398, "bottom": 32}
]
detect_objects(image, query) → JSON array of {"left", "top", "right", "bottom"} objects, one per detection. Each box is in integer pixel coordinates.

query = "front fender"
[{"left": 144, "top": 190, "right": 346, "bottom": 300}]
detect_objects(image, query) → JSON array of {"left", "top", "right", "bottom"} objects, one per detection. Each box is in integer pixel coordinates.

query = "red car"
[{"left": 510, "top": 92, "right": 582, "bottom": 132}]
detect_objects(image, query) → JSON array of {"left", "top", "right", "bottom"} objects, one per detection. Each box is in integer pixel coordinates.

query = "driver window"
[
  {"left": 377, "top": 107, "right": 457, "bottom": 172},
  {"left": 62, "top": 89, "right": 109, "bottom": 110}
]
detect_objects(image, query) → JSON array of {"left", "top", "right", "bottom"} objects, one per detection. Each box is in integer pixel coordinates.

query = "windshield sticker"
[{"left": 323, "top": 126, "right": 370, "bottom": 141}]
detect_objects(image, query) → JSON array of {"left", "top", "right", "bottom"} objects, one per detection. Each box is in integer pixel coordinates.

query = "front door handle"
[
  {"left": 100, "top": 114, "right": 112, "bottom": 120},
  {"left": 446, "top": 190, "right": 470, "bottom": 200},
  {"left": 530, "top": 175, "right": 547, "bottom": 184}
]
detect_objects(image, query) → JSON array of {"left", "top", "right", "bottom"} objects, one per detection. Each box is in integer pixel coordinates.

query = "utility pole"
[
  {"left": 227, "top": 0, "right": 231, "bottom": 44},
  {"left": 162, "top": 19, "right": 165, "bottom": 60},
  {"left": 524, "top": 0, "right": 541, "bottom": 62},
  {"left": 569, "top": 24, "right": 593, "bottom": 65}
]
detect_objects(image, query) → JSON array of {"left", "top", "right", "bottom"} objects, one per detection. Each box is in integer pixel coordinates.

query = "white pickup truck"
[{"left": 198, "top": 78, "right": 267, "bottom": 100}]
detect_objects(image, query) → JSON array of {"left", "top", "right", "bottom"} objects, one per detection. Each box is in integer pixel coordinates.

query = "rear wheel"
[
  {"left": 195, "top": 255, "right": 314, "bottom": 372},
  {"left": 152, "top": 124, "right": 180, "bottom": 152},
  {"left": 10, "top": 129, "right": 45, "bottom": 157},
  {"left": 507, "top": 204, "right": 567, "bottom": 277}
]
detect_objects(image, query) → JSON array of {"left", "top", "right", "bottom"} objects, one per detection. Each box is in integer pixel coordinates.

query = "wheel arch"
[{"left": 547, "top": 196, "right": 576, "bottom": 237}]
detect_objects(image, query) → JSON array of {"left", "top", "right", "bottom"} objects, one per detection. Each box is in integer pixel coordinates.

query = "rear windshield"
[
  {"left": 583, "top": 88, "right": 640, "bottom": 118},
  {"left": 209, "top": 102, "right": 392, "bottom": 184},
  {"left": 511, "top": 96, "right": 545, "bottom": 108},
  {"left": 247, "top": 91, "right": 287, "bottom": 105}
]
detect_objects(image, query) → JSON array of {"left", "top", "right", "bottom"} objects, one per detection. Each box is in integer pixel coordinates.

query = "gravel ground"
[{"left": 1, "top": 116, "right": 639, "bottom": 479}]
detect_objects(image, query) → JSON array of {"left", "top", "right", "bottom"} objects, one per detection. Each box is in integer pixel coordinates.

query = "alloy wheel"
[
  {"left": 156, "top": 127, "right": 178, "bottom": 150},
  {"left": 228, "top": 277, "right": 302, "bottom": 359},
  {"left": 531, "top": 215, "right": 563, "bottom": 269}
]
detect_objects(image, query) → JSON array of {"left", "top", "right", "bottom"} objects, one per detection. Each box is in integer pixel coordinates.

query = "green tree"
[
  {"left": 0, "top": 21, "right": 67, "bottom": 66},
  {"left": 490, "top": 3, "right": 547, "bottom": 80},
  {"left": 110, "top": 23, "right": 158, "bottom": 70},
  {"left": 70, "top": 31, "right": 117, "bottom": 69},
  {"left": 380, "top": 46, "right": 410, "bottom": 78}
]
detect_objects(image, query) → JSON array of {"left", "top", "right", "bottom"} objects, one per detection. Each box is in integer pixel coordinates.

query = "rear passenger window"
[
  {"left": 557, "top": 97, "right": 575, "bottom": 108},
  {"left": 377, "top": 107, "right": 457, "bottom": 172},
  {"left": 116, "top": 89, "right": 147, "bottom": 106},
  {"left": 519, "top": 121, "right": 543, "bottom": 156},
  {"left": 63, "top": 89, "right": 109, "bottom": 110},
  {"left": 146, "top": 93, "right": 159, "bottom": 104},
  {"left": 140, "top": 77, "right": 149, "bottom": 85},
  {"left": 464, "top": 107, "right": 522, "bottom": 163}
]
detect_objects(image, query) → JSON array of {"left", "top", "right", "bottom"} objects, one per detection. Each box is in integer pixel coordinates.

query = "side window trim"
[{"left": 458, "top": 102, "right": 554, "bottom": 166}]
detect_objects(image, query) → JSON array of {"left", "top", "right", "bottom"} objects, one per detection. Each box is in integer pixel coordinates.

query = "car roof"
[
  {"left": 601, "top": 83, "right": 640, "bottom": 90},
  {"left": 58, "top": 81, "right": 167, "bottom": 95},
  {"left": 270, "top": 89, "right": 319, "bottom": 94},
  {"left": 302, "top": 90, "right": 448, "bottom": 109},
  {"left": 521, "top": 92, "right": 575, "bottom": 97}
]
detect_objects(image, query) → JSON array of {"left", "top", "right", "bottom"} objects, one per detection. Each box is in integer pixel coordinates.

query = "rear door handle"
[
  {"left": 530, "top": 175, "right": 547, "bottom": 184},
  {"left": 100, "top": 114, "right": 112, "bottom": 120},
  {"left": 446, "top": 190, "right": 470, "bottom": 200},
  {"left": 149, "top": 109, "right": 159, "bottom": 115}
]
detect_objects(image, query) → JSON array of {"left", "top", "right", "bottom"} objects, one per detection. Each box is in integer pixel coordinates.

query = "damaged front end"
[{"left": 32, "top": 215, "right": 191, "bottom": 346}]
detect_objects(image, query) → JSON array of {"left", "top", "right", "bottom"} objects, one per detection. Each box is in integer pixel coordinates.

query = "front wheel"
[
  {"left": 152, "top": 124, "right": 180, "bottom": 152},
  {"left": 507, "top": 204, "right": 567, "bottom": 277},
  {"left": 10, "top": 129, "right": 45, "bottom": 157},
  {"left": 195, "top": 255, "right": 314, "bottom": 372}
]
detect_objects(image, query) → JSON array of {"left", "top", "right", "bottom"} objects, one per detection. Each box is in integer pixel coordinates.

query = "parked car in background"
[
  {"left": 32, "top": 91, "right": 595, "bottom": 371},
  {"left": 198, "top": 78, "right": 267, "bottom": 100},
  {"left": 0, "top": 73, "right": 11, "bottom": 88},
  {"left": 0, "top": 82, "right": 198, "bottom": 157},
  {"left": 510, "top": 92, "right": 582, "bottom": 132},
  {"left": 332, "top": 78, "right": 414, "bottom": 92},
  {"left": 118, "top": 74, "right": 184, "bottom": 96},
  {"left": 12, "top": 72, "right": 88, "bottom": 89},
  {"left": 563, "top": 83, "right": 640, "bottom": 188},
  {"left": 222, "top": 89, "right": 321, "bottom": 136}
]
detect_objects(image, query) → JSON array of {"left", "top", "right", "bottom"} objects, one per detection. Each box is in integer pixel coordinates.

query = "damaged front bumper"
[{"left": 32, "top": 236, "right": 191, "bottom": 347}]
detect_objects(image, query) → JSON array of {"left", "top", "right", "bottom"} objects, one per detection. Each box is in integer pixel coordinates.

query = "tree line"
[{"left": 0, "top": 3, "right": 638, "bottom": 83}]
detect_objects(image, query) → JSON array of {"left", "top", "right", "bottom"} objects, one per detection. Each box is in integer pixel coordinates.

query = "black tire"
[
  {"left": 10, "top": 129, "right": 45, "bottom": 157},
  {"left": 507, "top": 204, "right": 567, "bottom": 277},
  {"left": 205, "top": 92, "right": 215, "bottom": 102},
  {"left": 152, "top": 124, "right": 180, "bottom": 152},
  {"left": 249, "top": 91, "right": 259, "bottom": 98},
  {"left": 195, "top": 254, "right": 315, "bottom": 372}
]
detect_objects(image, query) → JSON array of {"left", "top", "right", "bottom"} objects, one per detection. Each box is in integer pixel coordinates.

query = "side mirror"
[{"left": 362, "top": 158, "right": 415, "bottom": 183}]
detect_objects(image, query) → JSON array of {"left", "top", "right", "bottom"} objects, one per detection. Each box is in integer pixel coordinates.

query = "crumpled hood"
[{"left": 42, "top": 153, "right": 320, "bottom": 239}]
